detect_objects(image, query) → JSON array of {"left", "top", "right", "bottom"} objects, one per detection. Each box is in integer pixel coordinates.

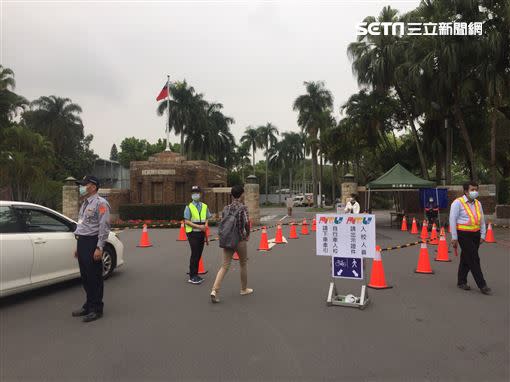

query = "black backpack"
[{"left": 219, "top": 205, "right": 241, "bottom": 250}]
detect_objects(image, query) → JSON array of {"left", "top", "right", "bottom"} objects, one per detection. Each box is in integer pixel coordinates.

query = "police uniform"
[
  {"left": 449, "top": 195, "right": 488, "bottom": 290},
  {"left": 184, "top": 186, "right": 211, "bottom": 283},
  {"left": 74, "top": 176, "right": 111, "bottom": 319}
]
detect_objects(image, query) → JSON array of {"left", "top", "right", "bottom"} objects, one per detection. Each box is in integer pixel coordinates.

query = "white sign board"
[{"left": 316, "top": 214, "right": 376, "bottom": 259}]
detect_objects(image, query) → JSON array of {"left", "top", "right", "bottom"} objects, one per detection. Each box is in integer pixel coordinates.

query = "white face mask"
[
  {"left": 79, "top": 186, "right": 87, "bottom": 196},
  {"left": 469, "top": 191, "right": 479, "bottom": 200},
  {"left": 191, "top": 193, "right": 200, "bottom": 201}
]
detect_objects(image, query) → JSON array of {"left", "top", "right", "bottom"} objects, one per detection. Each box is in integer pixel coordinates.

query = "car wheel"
[{"left": 102, "top": 246, "right": 116, "bottom": 279}]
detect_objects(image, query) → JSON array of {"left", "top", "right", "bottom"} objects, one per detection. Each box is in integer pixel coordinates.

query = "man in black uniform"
[{"left": 72, "top": 176, "right": 111, "bottom": 322}]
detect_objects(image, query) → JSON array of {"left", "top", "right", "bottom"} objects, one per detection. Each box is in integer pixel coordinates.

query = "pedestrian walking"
[
  {"left": 184, "top": 185, "right": 211, "bottom": 285},
  {"left": 344, "top": 194, "right": 360, "bottom": 214},
  {"left": 286, "top": 196, "right": 294, "bottom": 217},
  {"left": 210, "top": 185, "right": 253, "bottom": 303},
  {"left": 72, "top": 175, "right": 110, "bottom": 322},
  {"left": 449, "top": 181, "right": 491, "bottom": 295}
]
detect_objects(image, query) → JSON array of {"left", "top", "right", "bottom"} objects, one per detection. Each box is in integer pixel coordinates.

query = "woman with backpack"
[{"left": 210, "top": 185, "right": 253, "bottom": 303}]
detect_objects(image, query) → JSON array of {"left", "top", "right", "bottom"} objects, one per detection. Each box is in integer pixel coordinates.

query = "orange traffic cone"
[
  {"left": 485, "top": 222, "right": 496, "bottom": 243},
  {"left": 233, "top": 251, "right": 240, "bottom": 260},
  {"left": 275, "top": 224, "right": 285, "bottom": 244},
  {"left": 289, "top": 222, "right": 299, "bottom": 239},
  {"left": 410, "top": 218, "right": 419, "bottom": 234},
  {"left": 401, "top": 216, "right": 408, "bottom": 231},
  {"left": 312, "top": 218, "right": 317, "bottom": 232},
  {"left": 301, "top": 219, "right": 309, "bottom": 235},
  {"left": 258, "top": 226, "right": 270, "bottom": 251},
  {"left": 137, "top": 224, "right": 153, "bottom": 247},
  {"left": 420, "top": 220, "right": 429, "bottom": 240},
  {"left": 205, "top": 223, "right": 210, "bottom": 240},
  {"left": 368, "top": 245, "right": 392, "bottom": 289},
  {"left": 435, "top": 232, "right": 451, "bottom": 262},
  {"left": 415, "top": 241, "right": 434, "bottom": 274},
  {"left": 177, "top": 220, "right": 187, "bottom": 241},
  {"left": 429, "top": 223, "right": 438, "bottom": 245},
  {"left": 198, "top": 257, "right": 208, "bottom": 275}
]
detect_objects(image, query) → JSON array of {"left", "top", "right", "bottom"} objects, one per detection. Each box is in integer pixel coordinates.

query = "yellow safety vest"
[
  {"left": 185, "top": 202, "right": 208, "bottom": 233},
  {"left": 456, "top": 197, "right": 481, "bottom": 232}
]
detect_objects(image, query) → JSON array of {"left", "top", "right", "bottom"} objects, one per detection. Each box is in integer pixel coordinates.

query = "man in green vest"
[{"left": 184, "top": 185, "right": 211, "bottom": 284}]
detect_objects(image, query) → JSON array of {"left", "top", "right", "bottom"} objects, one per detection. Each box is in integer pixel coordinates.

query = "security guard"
[
  {"left": 184, "top": 185, "right": 211, "bottom": 285},
  {"left": 72, "top": 175, "right": 111, "bottom": 322},
  {"left": 449, "top": 181, "right": 491, "bottom": 295}
]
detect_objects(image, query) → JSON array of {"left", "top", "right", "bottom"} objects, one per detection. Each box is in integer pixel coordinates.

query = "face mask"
[
  {"left": 79, "top": 186, "right": 87, "bottom": 196},
  {"left": 191, "top": 193, "right": 200, "bottom": 201},
  {"left": 429, "top": 199, "right": 434, "bottom": 203},
  {"left": 469, "top": 191, "right": 479, "bottom": 200}
]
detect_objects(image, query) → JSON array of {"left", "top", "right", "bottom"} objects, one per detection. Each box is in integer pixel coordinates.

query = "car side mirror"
[{"left": 70, "top": 222, "right": 77, "bottom": 232}]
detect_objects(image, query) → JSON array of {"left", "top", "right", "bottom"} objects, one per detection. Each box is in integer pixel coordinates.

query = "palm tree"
[
  {"left": 257, "top": 123, "right": 279, "bottom": 204},
  {"left": 27, "top": 95, "right": 83, "bottom": 158},
  {"left": 235, "top": 141, "right": 252, "bottom": 181},
  {"left": 240, "top": 126, "right": 260, "bottom": 175},
  {"left": 280, "top": 132, "right": 304, "bottom": 197},
  {"left": 348, "top": 6, "right": 429, "bottom": 179},
  {"left": 0, "top": 66, "right": 28, "bottom": 129},
  {"left": 157, "top": 80, "right": 204, "bottom": 157},
  {"left": 293, "top": 81, "right": 333, "bottom": 207},
  {"left": 269, "top": 140, "right": 285, "bottom": 205}
]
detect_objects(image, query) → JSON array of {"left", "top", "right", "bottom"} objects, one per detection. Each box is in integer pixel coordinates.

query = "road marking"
[
  {"left": 261, "top": 215, "right": 278, "bottom": 222},
  {"left": 279, "top": 215, "right": 288, "bottom": 221}
]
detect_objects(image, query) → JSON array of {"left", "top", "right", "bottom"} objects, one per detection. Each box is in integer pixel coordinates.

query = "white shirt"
[{"left": 344, "top": 201, "right": 360, "bottom": 214}]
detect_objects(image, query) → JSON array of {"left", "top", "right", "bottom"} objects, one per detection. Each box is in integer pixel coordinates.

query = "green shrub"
[{"left": 119, "top": 204, "right": 187, "bottom": 220}]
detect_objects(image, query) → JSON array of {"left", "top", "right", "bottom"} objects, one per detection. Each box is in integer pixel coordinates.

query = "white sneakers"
[
  {"left": 240, "top": 288, "right": 254, "bottom": 296},
  {"left": 210, "top": 288, "right": 254, "bottom": 303}
]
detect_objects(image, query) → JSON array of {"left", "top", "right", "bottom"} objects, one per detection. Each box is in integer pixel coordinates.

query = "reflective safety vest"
[
  {"left": 456, "top": 197, "right": 481, "bottom": 232},
  {"left": 185, "top": 202, "right": 208, "bottom": 233}
]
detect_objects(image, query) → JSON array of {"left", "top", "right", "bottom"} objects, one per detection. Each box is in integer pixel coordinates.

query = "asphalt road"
[{"left": 1, "top": 214, "right": 509, "bottom": 382}]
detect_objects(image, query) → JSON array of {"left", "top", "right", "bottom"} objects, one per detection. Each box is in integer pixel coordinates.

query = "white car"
[{"left": 0, "top": 201, "right": 124, "bottom": 297}]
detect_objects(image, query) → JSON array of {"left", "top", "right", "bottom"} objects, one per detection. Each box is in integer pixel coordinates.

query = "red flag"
[{"left": 156, "top": 83, "right": 169, "bottom": 101}]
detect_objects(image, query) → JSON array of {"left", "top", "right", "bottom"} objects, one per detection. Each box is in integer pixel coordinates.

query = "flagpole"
[{"left": 165, "top": 74, "right": 171, "bottom": 151}]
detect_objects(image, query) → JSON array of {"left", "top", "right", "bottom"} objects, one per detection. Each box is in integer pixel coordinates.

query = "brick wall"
[{"left": 98, "top": 189, "right": 130, "bottom": 220}]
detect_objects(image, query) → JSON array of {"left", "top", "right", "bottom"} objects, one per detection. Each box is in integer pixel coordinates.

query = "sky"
[{"left": 2, "top": 0, "right": 419, "bottom": 160}]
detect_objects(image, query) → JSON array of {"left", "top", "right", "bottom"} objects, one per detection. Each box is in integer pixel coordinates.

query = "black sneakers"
[
  {"left": 457, "top": 284, "right": 471, "bottom": 291},
  {"left": 480, "top": 286, "right": 492, "bottom": 295}
]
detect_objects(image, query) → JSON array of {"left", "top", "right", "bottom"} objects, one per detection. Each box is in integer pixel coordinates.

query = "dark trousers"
[
  {"left": 457, "top": 230, "right": 487, "bottom": 289},
  {"left": 187, "top": 231, "right": 205, "bottom": 278},
  {"left": 77, "top": 235, "right": 104, "bottom": 313}
]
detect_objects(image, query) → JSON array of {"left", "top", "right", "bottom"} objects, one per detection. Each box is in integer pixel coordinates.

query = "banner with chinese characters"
[{"left": 316, "top": 214, "right": 376, "bottom": 258}]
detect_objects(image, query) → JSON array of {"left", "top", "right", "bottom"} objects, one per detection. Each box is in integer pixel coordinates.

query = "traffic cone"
[
  {"left": 198, "top": 257, "right": 208, "bottom": 275},
  {"left": 435, "top": 232, "right": 451, "bottom": 262},
  {"left": 312, "top": 218, "right": 317, "bottom": 232},
  {"left": 429, "top": 223, "right": 438, "bottom": 245},
  {"left": 258, "top": 226, "right": 270, "bottom": 251},
  {"left": 177, "top": 220, "right": 187, "bottom": 241},
  {"left": 233, "top": 251, "right": 240, "bottom": 260},
  {"left": 415, "top": 241, "right": 434, "bottom": 274},
  {"left": 205, "top": 223, "right": 210, "bottom": 240},
  {"left": 368, "top": 245, "right": 392, "bottom": 289},
  {"left": 275, "top": 224, "right": 285, "bottom": 244},
  {"left": 301, "top": 219, "right": 309, "bottom": 235},
  {"left": 485, "top": 222, "right": 496, "bottom": 243},
  {"left": 137, "top": 224, "right": 153, "bottom": 247},
  {"left": 420, "top": 220, "right": 429, "bottom": 240},
  {"left": 401, "top": 216, "right": 408, "bottom": 231},
  {"left": 289, "top": 222, "right": 299, "bottom": 239},
  {"left": 410, "top": 218, "right": 419, "bottom": 234}
]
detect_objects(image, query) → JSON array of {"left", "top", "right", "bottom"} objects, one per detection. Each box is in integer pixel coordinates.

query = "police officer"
[
  {"left": 72, "top": 175, "right": 111, "bottom": 322},
  {"left": 184, "top": 185, "right": 211, "bottom": 285},
  {"left": 449, "top": 181, "right": 491, "bottom": 295},
  {"left": 425, "top": 196, "right": 439, "bottom": 227}
]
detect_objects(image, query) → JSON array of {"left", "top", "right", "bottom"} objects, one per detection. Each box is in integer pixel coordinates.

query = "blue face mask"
[
  {"left": 469, "top": 191, "right": 479, "bottom": 200},
  {"left": 79, "top": 186, "right": 87, "bottom": 196},
  {"left": 191, "top": 193, "right": 200, "bottom": 201}
]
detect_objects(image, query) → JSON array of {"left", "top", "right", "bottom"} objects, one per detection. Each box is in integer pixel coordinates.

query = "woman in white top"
[{"left": 344, "top": 194, "right": 360, "bottom": 214}]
